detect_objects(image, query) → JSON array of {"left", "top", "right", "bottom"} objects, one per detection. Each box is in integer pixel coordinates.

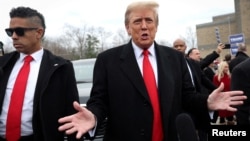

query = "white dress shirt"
[
  {"left": 0, "top": 49, "right": 43, "bottom": 137},
  {"left": 132, "top": 41, "right": 158, "bottom": 85},
  {"left": 89, "top": 42, "right": 158, "bottom": 137}
]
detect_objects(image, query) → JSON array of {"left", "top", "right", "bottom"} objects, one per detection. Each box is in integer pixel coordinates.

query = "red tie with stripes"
[
  {"left": 143, "top": 50, "right": 163, "bottom": 141},
  {"left": 6, "top": 55, "right": 33, "bottom": 141}
]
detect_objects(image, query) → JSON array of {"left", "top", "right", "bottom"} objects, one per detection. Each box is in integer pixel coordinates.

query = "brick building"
[{"left": 196, "top": 0, "right": 250, "bottom": 59}]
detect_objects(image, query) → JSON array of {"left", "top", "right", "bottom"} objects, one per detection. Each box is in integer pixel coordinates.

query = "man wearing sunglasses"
[{"left": 0, "top": 7, "right": 81, "bottom": 141}]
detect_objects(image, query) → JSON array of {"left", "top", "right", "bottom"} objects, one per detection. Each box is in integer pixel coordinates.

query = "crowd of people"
[
  {"left": 183, "top": 43, "right": 249, "bottom": 127},
  {"left": 0, "top": 1, "right": 249, "bottom": 141},
  {"left": 174, "top": 38, "right": 249, "bottom": 140},
  {"left": 173, "top": 38, "right": 250, "bottom": 140},
  {"left": 203, "top": 43, "right": 249, "bottom": 126}
]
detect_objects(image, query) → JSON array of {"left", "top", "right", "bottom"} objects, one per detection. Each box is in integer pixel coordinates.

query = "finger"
[
  {"left": 65, "top": 126, "right": 78, "bottom": 135},
  {"left": 76, "top": 131, "right": 84, "bottom": 139},
  {"left": 230, "top": 95, "right": 247, "bottom": 101},
  {"left": 230, "top": 100, "right": 244, "bottom": 106},
  {"left": 78, "top": 105, "right": 93, "bottom": 116},
  {"left": 73, "top": 101, "right": 84, "bottom": 112},
  {"left": 58, "top": 102, "right": 82, "bottom": 123},
  {"left": 226, "top": 106, "right": 237, "bottom": 112},
  {"left": 58, "top": 122, "right": 73, "bottom": 131},
  {"left": 66, "top": 127, "right": 88, "bottom": 139},
  {"left": 228, "top": 91, "right": 244, "bottom": 96},
  {"left": 214, "top": 82, "right": 224, "bottom": 93},
  {"left": 58, "top": 115, "right": 73, "bottom": 123},
  {"left": 219, "top": 43, "right": 225, "bottom": 47}
]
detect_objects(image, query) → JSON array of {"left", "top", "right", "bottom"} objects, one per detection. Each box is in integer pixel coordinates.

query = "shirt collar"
[
  {"left": 132, "top": 41, "right": 155, "bottom": 59},
  {"left": 19, "top": 48, "right": 44, "bottom": 62}
]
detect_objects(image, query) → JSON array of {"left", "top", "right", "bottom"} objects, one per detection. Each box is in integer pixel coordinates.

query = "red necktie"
[
  {"left": 6, "top": 55, "right": 33, "bottom": 141},
  {"left": 143, "top": 50, "right": 163, "bottom": 141}
]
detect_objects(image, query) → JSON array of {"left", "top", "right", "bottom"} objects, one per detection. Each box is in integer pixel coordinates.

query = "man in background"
[
  {"left": 229, "top": 43, "right": 249, "bottom": 73},
  {"left": 186, "top": 44, "right": 223, "bottom": 70},
  {"left": 173, "top": 38, "right": 217, "bottom": 141}
]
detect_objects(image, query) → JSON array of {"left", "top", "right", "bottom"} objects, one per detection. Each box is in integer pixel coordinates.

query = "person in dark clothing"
[
  {"left": 203, "top": 61, "right": 219, "bottom": 124},
  {"left": 229, "top": 43, "right": 249, "bottom": 73},
  {"left": 203, "top": 61, "right": 217, "bottom": 81},
  {"left": 57, "top": 2, "right": 246, "bottom": 141},
  {"left": 231, "top": 58, "right": 250, "bottom": 125},
  {"left": 186, "top": 44, "right": 223, "bottom": 70},
  {"left": 0, "top": 6, "right": 81, "bottom": 141},
  {"left": 173, "top": 38, "right": 218, "bottom": 141},
  {"left": 173, "top": 38, "right": 221, "bottom": 95}
]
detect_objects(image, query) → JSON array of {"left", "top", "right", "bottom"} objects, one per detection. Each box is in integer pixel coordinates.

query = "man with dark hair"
[
  {"left": 186, "top": 43, "right": 223, "bottom": 70},
  {"left": 0, "top": 6, "right": 81, "bottom": 141}
]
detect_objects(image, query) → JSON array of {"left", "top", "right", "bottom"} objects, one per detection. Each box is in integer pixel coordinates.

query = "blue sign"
[{"left": 229, "top": 33, "right": 244, "bottom": 55}]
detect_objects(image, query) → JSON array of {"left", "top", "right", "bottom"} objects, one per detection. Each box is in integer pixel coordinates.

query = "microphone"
[{"left": 176, "top": 113, "right": 199, "bottom": 141}]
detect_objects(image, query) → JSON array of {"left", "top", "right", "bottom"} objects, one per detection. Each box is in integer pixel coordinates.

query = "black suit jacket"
[
  {"left": 231, "top": 58, "right": 250, "bottom": 125},
  {"left": 186, "top": 58, "right": 216, "bottom": 95},
  {"left": 229, "top": 51, "right": 249, "bottom": 73},
  {"left": 199, "top": 51, "right": 219, "bottom": 70},
  {"left": 0, "top": 50, "right": 81, "bottom": 141},
  {"left": 86, "top": 41, "right": 210, "bottom": 141},
  {"left": 185, "top": 58, "right": 216, "bottom": 131},
  {"left": 203, "top": 67, "right": 215, "bottom": 81}
]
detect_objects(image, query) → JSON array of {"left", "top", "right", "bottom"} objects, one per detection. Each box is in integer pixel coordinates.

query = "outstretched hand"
[
  {"left": 58, "top": 101, "right": 96, "bottom": 139},
  {"left": 207, "top": 83, "right": 247, "bottom": 111}
]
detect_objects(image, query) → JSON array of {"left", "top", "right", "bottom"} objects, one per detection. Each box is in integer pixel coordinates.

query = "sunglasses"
[{"left": 5, "top": 27, "right": 38, "bottom": 37}]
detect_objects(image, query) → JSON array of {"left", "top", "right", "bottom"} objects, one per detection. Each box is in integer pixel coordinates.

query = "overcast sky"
[{"left": 0, "top": 0, "right": 235, "bottom": 45}]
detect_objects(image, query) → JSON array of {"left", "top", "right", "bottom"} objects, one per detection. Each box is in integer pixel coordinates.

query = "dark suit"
[
  {"left": 231, "top": 58, "right": 250, "bottom": 125},
  {"left": 86, "top": 41, "right": 210, "bottom": 141},
  {"left": 200, "top": 51, "right": 219, "bottom": 70},
  {"left": 229, "top": 51, "right": 249, "bottom": 73},
  {"left": 203, "top": 67, "right": 215, "bottom": 81},
  {"left": 186, "top": 58, "right": 216, "bottom": 95},
  {"left": 0, "top": 50, "right": 81, "bottom": 141},
  {"left": 186, "top": 58, "right": 216, "bottom": 141}
]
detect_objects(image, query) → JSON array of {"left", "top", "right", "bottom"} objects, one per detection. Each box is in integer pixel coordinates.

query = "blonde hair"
[
  {"left": 216, "top": 61, "right": 230, "bottom": 81},
  {"left": 124, "top": 1, "right": 159, "bottom": 26}
]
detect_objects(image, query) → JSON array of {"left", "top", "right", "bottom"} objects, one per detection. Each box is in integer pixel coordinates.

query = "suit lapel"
[
  {"left": 0, "top": 52, "right": 19, "bottom": 109},
  {"left": 33, "top": 50, "right": 61, "bottom": 114},
  {"left": 119, "top": 42, "right": 150, "bottom": 102},
  {"left": 155, "top": 45, "right": 176, "bottom": 117}
]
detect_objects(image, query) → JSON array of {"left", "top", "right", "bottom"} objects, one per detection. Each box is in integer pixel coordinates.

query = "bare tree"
[
  {"left": 97, "top": 27, "right": 112, "bottom": 51},
  {"left": 61, "top": 24, "right": 88, "bottom": 59},
  {"left": 112, "top": 28, "right": 130, "bottom": 47},
  {"left": 185, "top": 26, "right": 197, "bottom": 48},
  {"left": 156, "top": 39, "right": 171, "bottom": 47},
  {"left": 42, "top": 37, "right": 72, "bottom": 59}
]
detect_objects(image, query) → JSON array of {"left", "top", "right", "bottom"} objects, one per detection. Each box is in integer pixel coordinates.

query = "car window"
[{"left": 72, "top": 59, "right": 95, "bottom": 83}]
